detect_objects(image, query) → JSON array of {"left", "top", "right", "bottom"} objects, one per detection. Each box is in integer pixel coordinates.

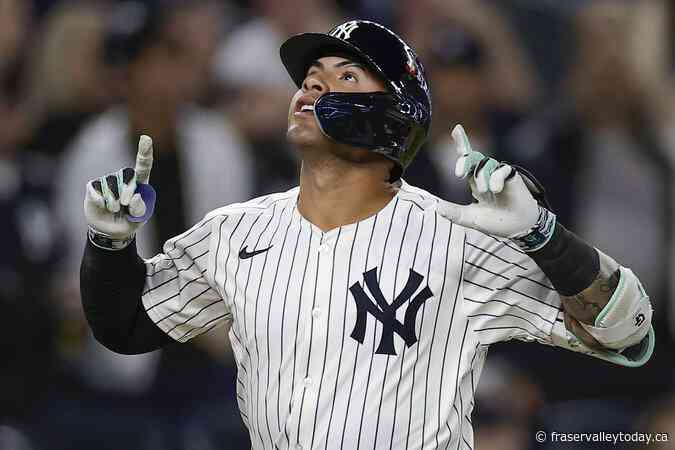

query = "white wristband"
[
  {"left": 510, "top": 207, "right": 556, "bottom": 252},
  {"left": 88, "top": 227, "right": 135, "bottom": 251}
]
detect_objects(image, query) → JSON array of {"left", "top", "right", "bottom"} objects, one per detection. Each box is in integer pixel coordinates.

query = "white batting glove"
[
  {"left": 436, "top": 125, "right": 555, "bottom": 252},
  {"left": 84, "top": 135, "right": 156, "bottom": 250}
]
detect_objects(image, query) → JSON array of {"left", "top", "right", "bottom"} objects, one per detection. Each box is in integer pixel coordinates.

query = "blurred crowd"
[{"left": 1, "top": 0, "right": 674, "bottom": 449}]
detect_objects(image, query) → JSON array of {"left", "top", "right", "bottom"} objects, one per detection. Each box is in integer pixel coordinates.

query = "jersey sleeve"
[
  {"left": 461, "top": 227, "right": 561, "bottom": 345},
  {"left": 141, "top": 214, "right": 231, "bottom": 342},
  {"left": 461, "top": 227, "right": 654, "bottom": 366}
]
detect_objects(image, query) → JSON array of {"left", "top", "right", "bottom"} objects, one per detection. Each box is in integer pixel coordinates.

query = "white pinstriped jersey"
[{"left": 141, "top": 181, "right": 598, "bottom": 450}]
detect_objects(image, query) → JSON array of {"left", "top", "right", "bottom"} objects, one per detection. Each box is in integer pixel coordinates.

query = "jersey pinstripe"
[{"left": 141, "top": 181, "right": 602, "bottom": 450}]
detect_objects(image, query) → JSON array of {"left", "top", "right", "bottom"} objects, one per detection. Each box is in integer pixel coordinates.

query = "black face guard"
[{"left": 313, "top": 92, "right": 427, "bottom": 168}]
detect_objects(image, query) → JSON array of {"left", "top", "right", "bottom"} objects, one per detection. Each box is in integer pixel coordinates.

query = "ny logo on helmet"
[
  {"left": 330, "top": 21, "right": 360, "bottom": 40},
  {"left": 349, "top": 267, "right": 433, "bottom": 355}
]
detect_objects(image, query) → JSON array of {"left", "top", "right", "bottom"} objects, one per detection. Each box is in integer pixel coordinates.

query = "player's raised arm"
[
  {"left": 80, "top": 135, "right": 170, "bottom": 354},
  {"left": 437, "top": 125, "right": 654, "bottom": 366},
  {"left": 80, "top": 135, "right": 229, "bottom": 354}
]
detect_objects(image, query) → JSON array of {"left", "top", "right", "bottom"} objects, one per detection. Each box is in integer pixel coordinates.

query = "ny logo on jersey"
[
  {"left": 330, "top": 21, "right": 360, "bottom": 40},
  {"left": 349, "top": 268, "right": 433, "bottom": 355}
]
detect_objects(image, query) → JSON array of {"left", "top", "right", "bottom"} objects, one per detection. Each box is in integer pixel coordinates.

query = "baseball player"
[{"left": 80, "top": 20, "right": 654, "bottom": 449}]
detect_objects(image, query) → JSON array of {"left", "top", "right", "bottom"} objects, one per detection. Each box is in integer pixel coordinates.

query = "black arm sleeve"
[
  {"left": 529, "top": 222, "right": 600, "bottom": 296},
  {"left": 80, "top": 239, "right": 173, "bottom": 354}
]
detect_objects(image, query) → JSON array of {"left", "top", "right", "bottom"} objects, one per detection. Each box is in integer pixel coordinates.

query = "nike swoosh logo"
[{"left": 239, "top": 245, "right": 273, "bottom": 259}]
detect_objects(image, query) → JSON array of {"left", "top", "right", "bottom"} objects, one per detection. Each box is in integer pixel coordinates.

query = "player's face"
[{"left": 286, "top": 55, "right": 387, "bottom": 151}]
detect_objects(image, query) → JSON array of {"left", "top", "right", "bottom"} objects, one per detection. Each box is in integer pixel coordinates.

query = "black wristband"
[
  {"left": 528, "top": 222, "right": 600, "bottom": 296},
  {"left": 83, "top": 235, "right": 139, "bottom": 271}
]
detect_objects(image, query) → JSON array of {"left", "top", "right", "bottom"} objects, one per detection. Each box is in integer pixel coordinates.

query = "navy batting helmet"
[{"left": 280, "top": 20, "right": 432, "bottom": 179}]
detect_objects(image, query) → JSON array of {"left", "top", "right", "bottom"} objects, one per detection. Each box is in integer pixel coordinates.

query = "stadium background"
[{"left": 1, "top": 0, "right": 674, "bottom": 448}]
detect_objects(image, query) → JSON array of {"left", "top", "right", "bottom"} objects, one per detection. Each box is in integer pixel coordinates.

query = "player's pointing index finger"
[
  {"left": 451, "top": 124, "right": 470, "bottom": 156},
  {"left": 135, "top": 134, "right": 154, "bottom": 184}
]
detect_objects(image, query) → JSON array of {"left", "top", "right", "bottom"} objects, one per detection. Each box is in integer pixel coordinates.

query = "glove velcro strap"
[
  {"left": 510, "top": 207, "right": 556, "bottom": 252},
  {"left": 580, "top": 266, "right": 652, "bottom": 350},
  {"left": 88, "top": 227, "right": 135, "bottom": 251}
]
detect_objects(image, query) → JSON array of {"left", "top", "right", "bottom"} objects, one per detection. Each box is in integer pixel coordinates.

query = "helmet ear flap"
[{"left": 314, "top": 92, "right": 425, "bottom": 172}]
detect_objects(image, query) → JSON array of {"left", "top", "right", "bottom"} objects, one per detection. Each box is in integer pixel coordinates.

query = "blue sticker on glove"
[{"left": 126, "top": 183, "right": 156, "bottom": 223}]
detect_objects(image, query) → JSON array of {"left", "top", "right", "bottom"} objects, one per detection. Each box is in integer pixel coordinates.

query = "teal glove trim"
[
  {"left": 589, "top": 326, "right": 655, "bottom": 367},
  {"left": 477, "top": 158, "right": 500, "bottom": 189},
  {"left": 461, "top": 151, "right": 486, "bottom": 178}
]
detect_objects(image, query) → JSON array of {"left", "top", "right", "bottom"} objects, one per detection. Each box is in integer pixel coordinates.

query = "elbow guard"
[{"left": 580, "top": 266, "right": 652, "bottom": 350}]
